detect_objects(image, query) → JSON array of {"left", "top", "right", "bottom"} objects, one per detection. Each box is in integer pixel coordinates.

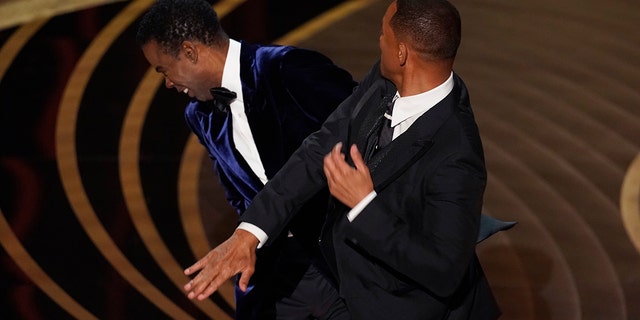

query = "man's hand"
[
  {"left": 183, "top": 229, "right": 258, "bottom": 300},
  {"left": 323, "top": 143, "right": 374, "bottom": 208}
]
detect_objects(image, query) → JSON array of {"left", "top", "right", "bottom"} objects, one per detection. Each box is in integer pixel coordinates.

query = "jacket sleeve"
[
  {"left": 239, "top": 62, "right": 383, "bottom": 247},
  {"left": 184, "top": 102, "right": 247, "bottom": 214}
]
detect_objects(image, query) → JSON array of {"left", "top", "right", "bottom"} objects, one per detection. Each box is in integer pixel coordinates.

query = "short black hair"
[
  {"left": 136, "top": 0, "right": 225, "bottom": 56},
  {"left": 391, "top": 0, "right": 461, "bottom": 60}
]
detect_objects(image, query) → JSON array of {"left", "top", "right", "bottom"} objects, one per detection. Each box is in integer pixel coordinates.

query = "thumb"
[{"left": 237, "top": 271, "right": 252, "bottom": 292}]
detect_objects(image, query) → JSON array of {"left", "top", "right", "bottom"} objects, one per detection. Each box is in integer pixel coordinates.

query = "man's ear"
[
  {"left": 182, "top": 41, "right": 198, "bottom": 63},
  {"left": 398, "top": 42, "right": 408, "bottom": 66}
]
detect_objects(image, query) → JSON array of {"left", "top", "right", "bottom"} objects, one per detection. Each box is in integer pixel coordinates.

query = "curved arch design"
[
  {"left": 2, "top": 0, "right": 640, "bottom": 319},
  {"left": 55, "top": 0, "right": 194, "bottom": 318},
  {"left": 621, "top": 154, "right": 640, "bottom": 254}
]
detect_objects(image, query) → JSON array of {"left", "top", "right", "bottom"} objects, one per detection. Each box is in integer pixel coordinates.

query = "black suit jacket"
[{"left": 241, "top": 61, "right": 500, "bottom": 319}]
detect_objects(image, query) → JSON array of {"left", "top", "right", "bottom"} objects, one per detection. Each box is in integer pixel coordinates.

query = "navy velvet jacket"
[{"left": 184, "top": 42, "right": 356, "bottom": 249}]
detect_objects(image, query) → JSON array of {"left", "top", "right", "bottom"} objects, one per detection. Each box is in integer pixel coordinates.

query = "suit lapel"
[
  {"left": 359, "top": 101, "right": 387, "bottom": 163},
  {"left": 239, "top": 43, "right": 288, "bottom": 179},
  {"left": 367, "top": 85, "right": 457, "bottom": 191},
  {"left": 215, "top": 43, "right": 270, "bottom": 193},
  {"left": 349, "top": 79, "right": 391, "bottom": 162},
  {"left": 208, "top": 111, "right": 262, "bottom": 190}
]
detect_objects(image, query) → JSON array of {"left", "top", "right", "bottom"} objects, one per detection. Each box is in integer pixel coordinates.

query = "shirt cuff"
[
  {"left": 347, "top": 191, "right": 377, "bottom": 222},
  {"left": 237, "top": 222, "right": 268, "bottom": 249}
]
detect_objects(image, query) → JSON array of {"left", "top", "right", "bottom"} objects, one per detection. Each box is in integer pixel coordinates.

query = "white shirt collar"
[
  {"left": 221, "top": 39, "right": 269, "bottom": 184},
  {"left": 390, "top": 72, "right": 454, "bottom": 127},
  {"left": 221, "top": 39, "right": 244, "bottom": 103}
]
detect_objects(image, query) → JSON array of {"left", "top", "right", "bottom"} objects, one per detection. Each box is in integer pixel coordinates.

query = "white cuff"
[
  {"left": 347, "top": 191, "right": 377, "bottom": 222},
  {"left": 237, "top": 222, "right": 268, "bottom": 249}
]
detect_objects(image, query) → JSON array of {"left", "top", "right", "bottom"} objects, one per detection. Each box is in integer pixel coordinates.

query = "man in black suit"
[
  {"left": 137, "top": 0, "right": 356, "bottom": 319},
  {"left": 184, "top": 0, "right": 502, "bottom": 319}
]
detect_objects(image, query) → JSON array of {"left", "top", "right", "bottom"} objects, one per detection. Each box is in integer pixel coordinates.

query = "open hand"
[{"left": 183, "top": 229, "right": 258, "bottom": 300}]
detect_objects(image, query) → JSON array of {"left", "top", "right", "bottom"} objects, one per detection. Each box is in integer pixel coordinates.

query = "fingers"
[
  {"left": 325, "top": 143, "right": 347, "bottom": 168},
  {"left": 183, "top": 253, "right": 211, "bottom": 293},
  {"left": 324, "top": 142, "right": 369, "bottom": 178},
  {"left": 183, "top": 230, "right": 259, "bottom": 300},
  {"left": 199, "top": 283, "right": 219, "bottom": 301},
  {"left": 329, "top": 143, "right": 345, "bottom": 165},
  {"left": 237, "top": 269, "right": 254, "bottom": 292},
  {"left": 183, "top": 254, "right": 215, "bottom": 298},
  {"left": 194, "top": 272, "right": 226, "bottom": 300},
  {"left": 186, "top": 274, "right": 210, "bottom": 300},
  {"left": 333, "top": 142, "right": 343, "bottom": 153},
  {"left": 184, "top": 257, "right": 205, "bottom": 276},
  {"left": 184, "top": 259, "right": 231, "bottom": 300},
  {"left": 324, "top": 143, "right": 341, "bottom": 181},
  {"left": 350, "top": 144, "right": 366, "bottom": 170}
]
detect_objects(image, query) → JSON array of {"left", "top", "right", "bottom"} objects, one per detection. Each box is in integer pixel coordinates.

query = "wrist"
[{"left": 234, "top": 228, "right": 260, "bottom": 248}]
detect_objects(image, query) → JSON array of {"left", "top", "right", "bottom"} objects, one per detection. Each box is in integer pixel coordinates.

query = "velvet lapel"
[
  {"left": 199, "top": 42, "right": 266, "bottom": 198},
  {"left": 238, "top": 42, "right": 257, "bottom": 111},
  {"left": 238, "top": 43, "right": 287, "bottom": 179},
  {"left": 367, "top": 85, "right": 458, "bottom": 192},
  {"left": 206, "top": 110, "right": 263, "bottom": 198}
]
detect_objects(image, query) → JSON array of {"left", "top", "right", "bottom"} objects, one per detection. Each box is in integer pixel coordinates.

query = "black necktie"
[
  {"left": 209, "top": 87, "right": 237, "bottom": 113},
  {"left": 377, "top": 98, "right": 395, "bottom": 149}
]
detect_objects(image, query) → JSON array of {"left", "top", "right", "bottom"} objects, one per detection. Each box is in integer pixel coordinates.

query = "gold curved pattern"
[
  {"left": 212, "top": 0, "right": 247, "bottom": 17},
  {"left": 0, "top": 0, "right": 124, "bottom": 31},
  {"left": 0, "top": 210, "right": 98, "bottom": 320},
  {"left": 0, "top": 17, "right": 97, "bottom": 319},
  {"left": 122, "top": 68, "right": 233, "bottom": 319},
  {"left": 274, "top": 0, "right": 377, "bottom": 46},
  {"left": 621, "top": 153, "right": 640, "bottom": 255},
  {"left": 55, "top": 0, "right": 193, "bottom": 318},
  {"left": 179, "top": 134, "right": 215, "bottom": 261},
  {"left": 0, "top": 18, "right": 47, "bottom": 82}
]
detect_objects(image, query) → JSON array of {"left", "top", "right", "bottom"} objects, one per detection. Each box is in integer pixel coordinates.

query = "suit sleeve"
[
  {"left": 239, "top": 62, "right": 383, "bottom": 247},
  {"left": 211, "top": 160, "right": 246, "bottom": 214},
  {"left": 184, "top": 103, "right": 247, "bottom": 214}
]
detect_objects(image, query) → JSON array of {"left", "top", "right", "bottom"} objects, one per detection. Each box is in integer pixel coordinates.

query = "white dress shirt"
[
  {"left": 222, "top": 39, "right": 269, "bottom": 185},
  {"left": 223, "top": 40, "right": 270, "bottom": 244}
]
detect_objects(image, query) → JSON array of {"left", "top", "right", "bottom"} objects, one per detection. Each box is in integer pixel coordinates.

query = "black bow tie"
[{"left": 209, "top": 87, "right": 237, "bottom": 113}]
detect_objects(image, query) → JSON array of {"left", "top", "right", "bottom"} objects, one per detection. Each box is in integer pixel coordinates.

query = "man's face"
[
  {"left": 141, "top": 40, "right": 215, "bottom": 101},
  {"left": 379, "top": 1, "right": 399, "bottom": 79}
]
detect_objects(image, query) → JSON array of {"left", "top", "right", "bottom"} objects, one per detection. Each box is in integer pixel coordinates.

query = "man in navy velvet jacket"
[{"left": 137, "top": 0, "right": 356, "bottom": 319}]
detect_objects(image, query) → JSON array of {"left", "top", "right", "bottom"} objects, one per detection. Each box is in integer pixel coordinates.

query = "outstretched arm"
[{"left": 182, "top": 62, "right": 386, "bottom": 300}]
